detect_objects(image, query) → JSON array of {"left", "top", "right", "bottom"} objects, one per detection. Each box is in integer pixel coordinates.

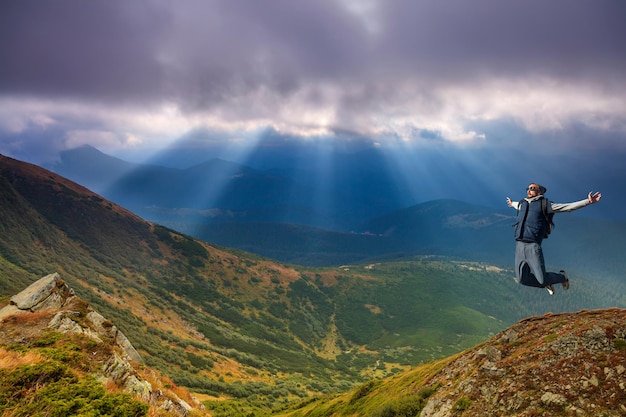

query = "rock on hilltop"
[
  {"left": 417, "top": 308, "right": 626, "bottom": 416},
  {"left": 0, "top": 273, "right": 204, "bottom": 417}
]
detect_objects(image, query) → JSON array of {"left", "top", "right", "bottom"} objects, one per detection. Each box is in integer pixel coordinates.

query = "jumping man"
[{"left": 506, "top": 183, "right": 602, "bottom": 295}]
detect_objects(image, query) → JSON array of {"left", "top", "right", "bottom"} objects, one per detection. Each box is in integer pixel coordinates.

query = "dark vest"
[{"left": 514, "top": 198, "right": 549, "bottom": 243}]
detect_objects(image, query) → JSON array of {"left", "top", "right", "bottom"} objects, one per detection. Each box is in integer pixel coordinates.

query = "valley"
[{"left": 1, "top": 153, "right": 625, "bottom": 416}]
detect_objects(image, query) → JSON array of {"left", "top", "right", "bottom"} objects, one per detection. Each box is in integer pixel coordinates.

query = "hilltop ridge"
[
  {"left": 280, "top": 308, "right": 626, "bottom": 416},
  {"left": 419, "top": 308, "right": 626, "bottom": 416}
]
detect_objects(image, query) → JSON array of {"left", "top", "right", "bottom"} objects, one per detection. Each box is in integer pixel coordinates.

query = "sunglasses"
[{"left": 527, "top": 186, "right": 538, "bottom": 191}]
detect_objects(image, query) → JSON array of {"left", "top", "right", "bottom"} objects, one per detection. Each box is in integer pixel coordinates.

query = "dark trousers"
[{"left": 515, "top": 241, "right": 567, "bottom": 287}]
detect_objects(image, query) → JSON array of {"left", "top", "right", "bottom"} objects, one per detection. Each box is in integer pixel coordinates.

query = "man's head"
[{"left": 527, "top": 183, "right": 547, "bottom": 197}]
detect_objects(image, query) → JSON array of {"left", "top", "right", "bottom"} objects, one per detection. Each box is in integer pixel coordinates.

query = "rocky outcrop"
[
  {"left": 103, "top": 352, "right": 152, "bottom": 401},
  {"left": 0, "top": 272, "right": 143, "bottom": 363},
  {"left": 84, "top": 309, "right": 143, "bottom": 363},
  {"left": 0, "top": 272, "right": 75, "bottom": 316},
  {"left": 0, "top": 272, "right": 197, "bottom": 417},
  {"left": 418, "top": 309, "right": 626, "bottom": 417}
]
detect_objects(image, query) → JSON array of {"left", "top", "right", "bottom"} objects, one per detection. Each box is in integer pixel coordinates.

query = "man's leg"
[
  {"left": 515, "top": 241, "right": 544, "bottom": 288},
  {"left": 523, "top": 242, "right": 547, "bottom": 287},
  {"left": 518, "top": 263, "right": 544, "bottom": 288},
  {"left": 544, "top": 271, "right": 568, "bottom": 286},
  {"left": 526, "top": 244, "right": 571, "bottom": 294}
]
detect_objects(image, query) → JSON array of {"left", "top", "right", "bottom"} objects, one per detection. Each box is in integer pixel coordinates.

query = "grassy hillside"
[
  {"left": 2, "top": 154, "right": 625, "bottom": 416},
  {"left": 273, "top": 308, "right": 626, "bottom": 416}
]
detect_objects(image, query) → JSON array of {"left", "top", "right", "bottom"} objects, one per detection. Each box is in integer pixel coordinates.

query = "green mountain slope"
[
  {"left": 275, "top": 308, "right": 626, "bottom": 417},
  {"left": 1, "top": 154, "right": 624, "bottom": 416}
]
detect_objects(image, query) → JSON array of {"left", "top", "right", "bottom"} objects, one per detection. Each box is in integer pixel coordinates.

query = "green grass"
[
  {"left": 0, "top": 332, "right": 148, "bottom": 417},
  {"left": 0, "top": 362, "right": 148, "bottom": 417}
]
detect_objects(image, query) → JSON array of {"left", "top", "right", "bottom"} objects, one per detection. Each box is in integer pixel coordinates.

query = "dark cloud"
[
  {"left": 376, "top": 1, "right": 626, "bottom": 81},
  {"left": 1, "top": 0, "right": 625, "bottom": 166},
  {"left": 3, "top": 0, "right": 624, "bottom": 104},
  {"left": 0, "top": 0, "right": 169, "bottom": 102}
]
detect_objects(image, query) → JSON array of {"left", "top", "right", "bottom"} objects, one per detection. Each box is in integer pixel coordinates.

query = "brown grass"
[
  {"left": 0, "top": 310, "right": 53, "bottom": 326},
  {"left": 0, "top": 347, "right": 44, "bottom": 370}
]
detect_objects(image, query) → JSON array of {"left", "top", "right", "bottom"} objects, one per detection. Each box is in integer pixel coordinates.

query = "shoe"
[
  {"left": 560, "top": 270, "right": 570, "bottom": 290},
  {"left": 545, "top": 285, "right": 554, "bottom": 295}
]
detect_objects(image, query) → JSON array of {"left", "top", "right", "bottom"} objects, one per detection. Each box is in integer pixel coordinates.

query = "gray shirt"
[{"left": 510, "top": 196, "right": 590, "bottom": 213}]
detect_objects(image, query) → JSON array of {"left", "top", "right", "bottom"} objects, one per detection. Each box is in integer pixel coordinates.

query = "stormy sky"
[{"left": 1, "top": 1, "right": 625, "bottom": 214}]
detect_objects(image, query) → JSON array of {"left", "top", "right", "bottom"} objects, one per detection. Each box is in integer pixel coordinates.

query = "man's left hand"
[{"left": 588, "top": 191, "right": 602, "bottom": 204}]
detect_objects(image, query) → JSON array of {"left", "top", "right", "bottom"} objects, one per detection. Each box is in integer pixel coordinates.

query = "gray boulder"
[{"left": 0, "top": 272, "right": 74, "bottom": 319}]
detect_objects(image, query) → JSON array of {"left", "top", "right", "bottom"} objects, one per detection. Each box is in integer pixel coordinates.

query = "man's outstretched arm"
[{"left": 551, "top": 191, "right": 602, "bottom": 213}]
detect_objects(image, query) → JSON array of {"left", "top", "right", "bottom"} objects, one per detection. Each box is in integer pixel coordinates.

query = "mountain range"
[
  {"left": 48, "top": 145, "right": 418, "bottom": 230},
  {"left": 48, "top": 146, "right": 626, "bottom": 277},
  {"left": 48, "top": 144, "right": 625, "bottom": 225},
  {"left": 2, "top": 152, "right": 626, "bottom": 415}
]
